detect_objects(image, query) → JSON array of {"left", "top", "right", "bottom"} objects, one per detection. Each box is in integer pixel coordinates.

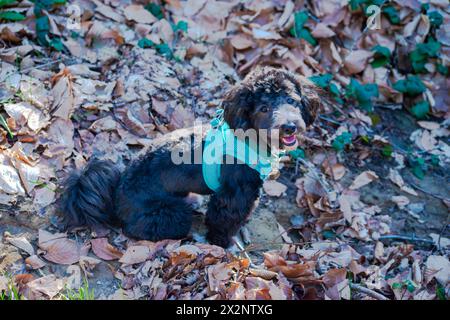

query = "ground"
[{"left": 0, "top": 0, "right": 449, "bottom": 300}]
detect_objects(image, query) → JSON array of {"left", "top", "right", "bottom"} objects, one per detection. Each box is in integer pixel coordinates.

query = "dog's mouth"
[{"left": 281, "top": 134, "right": 297, "bottom": 147}]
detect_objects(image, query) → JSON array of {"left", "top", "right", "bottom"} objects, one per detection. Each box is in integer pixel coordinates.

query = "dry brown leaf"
[
  {"left": 230, "top": 34, "right": 254, "bottom": 50},
  {"left": 5, "top": 234, "right": 34, "bottom": 256},
  {"left": 344, "top": 50, "right": 374, "bottom": 74},
  {"left": 425, "top": 255, "right": 450, "bottom": 286},
  {"left": 25, "top": 255, "right": 46, "bottom": 270},
  {"left": 39, "top": 230, "right": 88, "bottom": 265},
  {"left": 51, "top": 69, "right": 75, "bottom": 120},
  {"left": 119, "top": 245, "right": 151, "bottom": 264},
  {"left": 263, "top": 180, "right": 287, "bottom": 197},
  {"left": 91, "top": 238, "right": 123, "bottom": 261},
  {"left": 349, "top": 170, "right": 378, "bottom": 190},
  {"left": 311, "top": 23, "right": 336, "bottom": 38},
  {"left": 23, "top": 275, "right": 64, "bottom": 300},
  {"left": 124, "top": 5, "right": 157, "bottom": 24}
]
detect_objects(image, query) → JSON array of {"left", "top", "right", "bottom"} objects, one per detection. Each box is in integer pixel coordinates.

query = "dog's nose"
[{"left": 281, "top": 123, "right": 297, "bottom": 135}]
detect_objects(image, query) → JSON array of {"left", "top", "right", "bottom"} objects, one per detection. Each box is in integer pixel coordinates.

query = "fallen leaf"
[
  {"left": 91, "top": 238, "right": 123, "bottom": 261},
  {"left": 24, "top": 275, "right": 64, "bottom": 300},
  {"left": 5, "top": 235, "right": 34, "bottom": 256},
  {"left": 25, "top": 255, "right": 46, "bottom": 270},
  {"left": 263, "top": 180, "right": 287, "bottom": 197},
  {"left": 349, "top": 171, "right": 378, "bottom": 190},
  {"left": 119, "top": 245, "right": 151, "bottom": 264},
  {"left": 344, "top": 50, "right": 374, "bottom": 74},
  {"left": 425, "top": 255, "right": 450, "bottom": 286},
  {"left": 124, "top": 5, "right": 157, "bottom": 24}
]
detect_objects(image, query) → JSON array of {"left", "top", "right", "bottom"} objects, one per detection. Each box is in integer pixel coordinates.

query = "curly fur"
[{"left": 59, "top": 67, "right": 320, "bottom": 248}]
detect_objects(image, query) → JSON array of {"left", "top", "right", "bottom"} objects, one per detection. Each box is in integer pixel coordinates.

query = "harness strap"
[{"left": 202, "top": 119, "right": 276, "bottom": 192}]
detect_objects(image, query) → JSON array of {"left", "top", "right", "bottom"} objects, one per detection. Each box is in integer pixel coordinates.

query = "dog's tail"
[{"left": 59, "top": 159, "right": 121, "bottom": 229}]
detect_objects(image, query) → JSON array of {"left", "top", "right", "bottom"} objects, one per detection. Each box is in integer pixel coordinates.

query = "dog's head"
[{"left": 223, "top": 66, "right": 320, "bottom": 150}]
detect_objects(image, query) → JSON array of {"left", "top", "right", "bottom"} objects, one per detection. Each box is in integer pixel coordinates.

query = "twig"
[
  {"left": 349, "top": 283, "right": 389, "bottom": 300},
  {"left": 437, "top": 216, "right": 449, "bottom": 252},
  {"left": 378, "top": 234, "right": 434, "bottom": 244},
  {"left": 410, "top": 182, "right": 450, "bottom": 202},
  {"left": 232, "top": 236, "right": 256, "bottom": 268}
]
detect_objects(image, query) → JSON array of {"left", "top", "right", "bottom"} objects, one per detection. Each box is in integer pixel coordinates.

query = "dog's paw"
[
  {"left": 240, "top": 226, "right": 252, "bottom": 245},
  {"left": 192, "top": 232, "right": 207, "bottom": 243}
]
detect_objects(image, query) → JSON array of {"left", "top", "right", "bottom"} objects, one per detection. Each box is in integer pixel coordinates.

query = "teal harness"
[{"left": 202, "top": 109, "right": 279, "bottom": 192}]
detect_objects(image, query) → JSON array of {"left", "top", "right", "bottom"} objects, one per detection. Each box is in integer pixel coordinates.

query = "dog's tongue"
[
  {"left": 282, "top": 135, "right": 296, "bottom": 145},
  {"left": 281, "top": 135, "right": 298, "bottom": 151}
]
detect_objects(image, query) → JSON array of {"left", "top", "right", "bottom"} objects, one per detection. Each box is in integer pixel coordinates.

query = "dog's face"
[{"left": 223, "top": 67, "right": 320, "bottom": 150}]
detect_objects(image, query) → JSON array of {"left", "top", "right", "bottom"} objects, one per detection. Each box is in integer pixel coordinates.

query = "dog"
[{"left": 59, "top": 67, "right": 320, "bottom": 248}]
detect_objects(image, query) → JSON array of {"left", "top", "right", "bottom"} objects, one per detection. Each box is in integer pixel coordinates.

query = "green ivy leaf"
[
  {"left": 428, "top": 11, "right": 443, "bottom": 28},
  {"left": 309, "top": 74, "right": 332, "bottom": 88},
  {"left": 332, "top": 132, "right": 352, "bottom": 151},
  {"left": 173, "top": 20, "right": 188, "bottom": 33},
  {"left": 409, "top": 156, "right": 426, "bottom": 179},
  {"left": 0, "top": 0, "right": 16, "bottom": 8},
  {"left": 437, "top": 63, "right": 449, "bottom": 76},
  {"left": 346, "top": 78, "right": 379, "bottom": 112},
  {"left": 292, "top": 11, "right": 308, "bottom": 35},
  {"left": 322, "top": 230, "right": 336, "bottom": 240},
  {"left": 288, "top": 148, "right": 305, "bottom": 160},
  {"left": 382, "top": 6, "right": 400, "bottom": 24},
  {"left": 290, "top": 11, "right": 316, "bottom": 46},
  {"left": 393, "top": 76, "right": 426, "bottom": 96},
  {"left": 299, "top": 28, "right": 317, "bottom": 46},
  {"left": 391, "top": 282, "right": 403, "bottom": 290},
  {"left": 145, "top": 3, "right": 164, "bottom": 20},
  {"left": 436, "top": 284, "right": 446, "bottom": 300},
  {"left": 49, "top": 37, "right": 64, "bottom": 51},
  {"left": 155, "top": 43, "right": 173, "bottom": 59},
  {"left": 381, "top": 144, "right": 393, "bottom": 157},
  {"left": 410, "top": 101, "right": 429, "bottom": 119},
  {"left": 0, "top": 10, "right": 25, "bottom": 21},
  {"left": 371, "top": 45, "right": 391, "bottom": 68},
  {"left": 137, "top": 38, "right": 155, "bottom": 48}
]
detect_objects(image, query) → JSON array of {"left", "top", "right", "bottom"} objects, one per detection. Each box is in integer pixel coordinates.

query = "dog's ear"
[
  {"left": 223, "top": 84, "right": 253, "bottom": 130},
  {"left": 289, "top": 74, "right": 322, "bottom": 127}
]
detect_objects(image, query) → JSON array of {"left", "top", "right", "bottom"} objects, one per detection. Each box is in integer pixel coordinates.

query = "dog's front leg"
[{"left": 205, "top": 188, "right": 259, "bottom": 248}]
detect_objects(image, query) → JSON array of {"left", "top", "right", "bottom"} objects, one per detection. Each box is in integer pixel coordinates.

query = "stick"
[
  {"left": 410, "top": 182, "right": 450, "bottom": 202},
  {"left": 349, "top": 283, "right": 389, "bottom": 300},
  {"left": 232, "top": 236, "right": 256, "bottom": 268},
  {"left": 378, "top": 234, "right": 434, "bottom": 244}
]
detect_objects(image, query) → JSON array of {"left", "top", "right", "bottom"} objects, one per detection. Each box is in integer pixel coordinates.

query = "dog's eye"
[
  {"left": 260, "top": 105, "right": 269, "bottom": 113},
  {"left": 287, "top": 97, "right": 295, "bottom": 104}
]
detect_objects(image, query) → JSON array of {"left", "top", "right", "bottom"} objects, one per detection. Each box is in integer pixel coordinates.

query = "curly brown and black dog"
[{"left": 59, "top": 67, "right": 321, "bottom": 248}]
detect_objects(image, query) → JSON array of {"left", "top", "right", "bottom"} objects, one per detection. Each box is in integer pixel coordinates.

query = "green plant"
[
  {"left": 393, "top": 75, "right": 426, "bottom": 96},
  {"left": 290, "top": 11, "right": 316, "bottom": 46},
  {"left": 0, "top": 10, "right": 25, "bottom": 21},
  {"left": 409, "top": 38, "right": 441, "bottom": 73},
  {"left": 309, "top": 73, "right": 342, "bottom": 103},
  {"left": 145, "top": 2, "right": 164, "bottom": 20},
  {"left": 382, "top": 5, "right": 400, "bottom": 24},
  {"left": 0, "top": 114, "right": 14, "bottom": 139},
  {"left": 345, "top": 78, "right": 379, "bottom": 112},
  {"left": 428, "top": 11, "right": 443, "bottom": 28},
  {"left": 332, "top": 132, "right": 353, "bottom": 152},
  {"left": 138, "top": 38, "right": 174, "bottom": 59},
  {"left": 0, "top": 276, "right": 21, "bottom": 300},
  {"left": 32, "top": 0, "right": 67, "bottom": 50},
  {"left": 371, "top": 45, "right": 391, "bottom": 68},
  {"left": 410, "top": 100, "right": 429, "bottom": 119},
  {"left": 62, "top": 280, "right": 95, "bottom": 300}
]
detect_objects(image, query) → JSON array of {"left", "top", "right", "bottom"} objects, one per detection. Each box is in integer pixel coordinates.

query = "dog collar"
[{"left": 202, "top": 110, "right": 278, "bottom": 192}]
